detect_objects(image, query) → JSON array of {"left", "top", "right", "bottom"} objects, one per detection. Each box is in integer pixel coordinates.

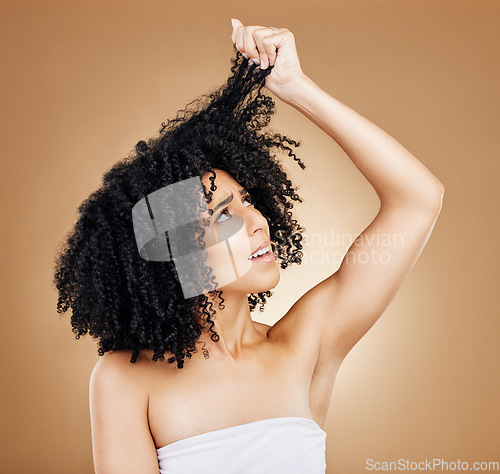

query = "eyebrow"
[{"left": 211, "top": 188, "right": 249, "bottom": 215}]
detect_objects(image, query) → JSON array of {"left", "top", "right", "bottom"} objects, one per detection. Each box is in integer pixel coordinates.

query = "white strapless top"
[{"left": 156, "top": 416, "right": 327, "bottom": 474}]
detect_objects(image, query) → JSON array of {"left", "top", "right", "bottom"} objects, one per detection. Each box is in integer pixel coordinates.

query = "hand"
[{"left": 230, "top": 18, "right": 305, "bottom": 103}]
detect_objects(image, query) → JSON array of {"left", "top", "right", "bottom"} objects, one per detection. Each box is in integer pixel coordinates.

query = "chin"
[
  {"left": 250, "top": 268, "right": 281, "bottom": 294},
  {"left": 218, "top": 262, "right": 281, "bottom": 295}
]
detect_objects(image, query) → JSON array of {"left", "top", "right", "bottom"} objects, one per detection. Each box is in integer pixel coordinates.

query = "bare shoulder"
[
  {"left": 89, "top": 350, "right": 160, "bottom": 473},
  {"left": 90, "top": 350, "right": 152, "bottom": 391},
  {"left": 92, "top": 349, "right": 139, "bottom": 371}
]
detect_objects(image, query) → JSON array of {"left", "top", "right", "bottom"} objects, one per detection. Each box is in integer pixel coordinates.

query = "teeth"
[{"left": 248, "top": 245, "right": 270, "bottom": 260}]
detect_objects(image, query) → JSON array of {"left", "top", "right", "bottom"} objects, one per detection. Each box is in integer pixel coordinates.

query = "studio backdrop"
[{"left": 1, "top": 1, "right": 498, "bottom": 473}]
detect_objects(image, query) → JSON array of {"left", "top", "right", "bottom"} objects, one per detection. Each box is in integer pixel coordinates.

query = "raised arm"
[
  {"left": 232, "top": 18, "right": 444, "bottom": 366},
  {"left": 280, "top": 73, "right": 444, "bottom": 209},
  {"left": 279, "top": 72, "right": 444, "bottom": 358}
]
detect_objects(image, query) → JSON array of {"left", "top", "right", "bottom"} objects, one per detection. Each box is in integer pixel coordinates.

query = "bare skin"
[
  {"left": 89, "top": 20, "right": 444, "bottom": 471},
  {"left": 113, "top": 316, "right": 338, "bottom": 450},
  {"left": 114, "top": 167, "right": 340, "bottom": 449}
]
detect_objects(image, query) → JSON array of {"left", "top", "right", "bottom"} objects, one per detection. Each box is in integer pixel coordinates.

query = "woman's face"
[{"left": 199, "top": 168, "right": 280, "bottom": 295}]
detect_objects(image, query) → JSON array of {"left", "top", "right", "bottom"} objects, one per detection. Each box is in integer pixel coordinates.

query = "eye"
[
  {"left": 215, "top": 195, "right": 253, "bottom": 224},
  {"left": 244, "top": 195, "right": 253, "bottom": 206}
]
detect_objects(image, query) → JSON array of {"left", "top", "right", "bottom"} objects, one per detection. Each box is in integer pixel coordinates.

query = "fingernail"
[
  {"left": 252, "top": 58, "right": 260, "bottom": 65},
  {"left": 260, "top": 59, "right": 266, "bottom": 69},
  {"left": 243, "top": 52, "right": 249, "bottom": 59},
  {"left": 231, "top": 18, "right": 237, "bottom": 29}
]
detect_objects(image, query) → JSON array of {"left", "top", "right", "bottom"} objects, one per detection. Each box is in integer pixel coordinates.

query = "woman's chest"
[{"left": 146, "top": 343, "right": 314, "bottom": 449}]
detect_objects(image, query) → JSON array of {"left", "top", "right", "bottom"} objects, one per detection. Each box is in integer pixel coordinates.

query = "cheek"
[
  {"left": 215, "top": 218, "right": 252, "bottom": 258},
  {"left": 201, "top": 217, "right": 253, "bottom": 287}
]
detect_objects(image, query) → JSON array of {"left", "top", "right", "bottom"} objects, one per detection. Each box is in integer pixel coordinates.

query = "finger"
[
  {"left": 230, "top": 17, "right": 244, "bottom": 40},
  {"left": 242, "top": 27, "right": 263, "bottom": 65},
  {"left": 231, "top": 18, "right": 244, "bottom": 29},
  {"left": 253, "top": 27, "right": 280, "bottom": 69},
  {"left": 232, "top": 24, "right": 248, "bottom": 59},
  {"left": 231, "top": 18, "right": 249, "bottom": 59}
]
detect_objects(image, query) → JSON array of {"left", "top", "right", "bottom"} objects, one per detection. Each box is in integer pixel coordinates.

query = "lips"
[{"left": 249, "top": 240, "right": 271, "bottom": 257}]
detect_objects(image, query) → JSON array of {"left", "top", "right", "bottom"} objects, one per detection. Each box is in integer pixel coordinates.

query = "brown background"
[{"left": 1, "top": 0, "right": 498, "bottom": 472}]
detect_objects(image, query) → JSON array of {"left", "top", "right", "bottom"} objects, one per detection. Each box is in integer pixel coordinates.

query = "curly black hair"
[{"left": 53, "top": 45, "right": 307, "bottom": 369}]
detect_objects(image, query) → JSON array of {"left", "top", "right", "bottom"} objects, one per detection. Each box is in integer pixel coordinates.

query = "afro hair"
[{"left": 53, "top": 45, "right": 307, "bottom": 369}]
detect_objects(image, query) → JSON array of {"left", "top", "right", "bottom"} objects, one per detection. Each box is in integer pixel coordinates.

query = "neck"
[{"left": 195, "top": 291, "right": 263, "bottom": 360}]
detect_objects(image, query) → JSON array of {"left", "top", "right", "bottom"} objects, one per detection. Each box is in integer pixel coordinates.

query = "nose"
[{"left": 242, "top": 203, "right": 269, "bottom": 237}]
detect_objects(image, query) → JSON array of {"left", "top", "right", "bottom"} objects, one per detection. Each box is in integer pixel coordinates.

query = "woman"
[{"left": 53, "top": 18, "right": 444, "bottom": 473}]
